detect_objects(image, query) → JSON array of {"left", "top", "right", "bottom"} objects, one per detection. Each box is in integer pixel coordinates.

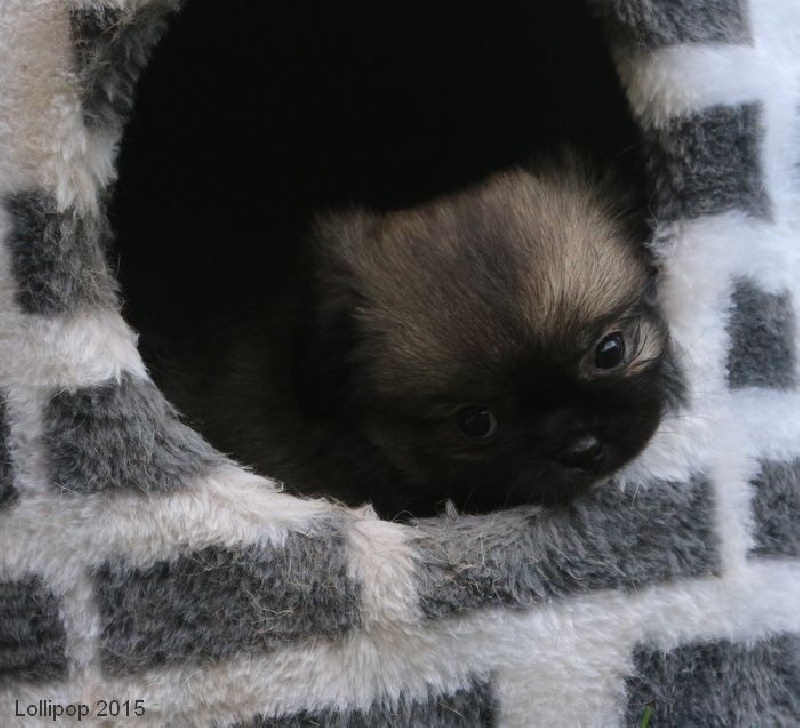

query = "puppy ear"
[
  {"left": 291, "top": 209, "right": 374, "bottom": 419},
  {"left": 641, "top": 263, "right": 661, "bottom": 307},
  {"left": 291, "top": 297, "right": 360, "bottom": 419}
]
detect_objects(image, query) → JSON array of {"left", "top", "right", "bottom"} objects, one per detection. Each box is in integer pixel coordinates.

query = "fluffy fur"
[
  {"left": 147, "top": 156, "right": 681, "bottom": 518},
  {"left": 1, "top": 1, "right": 799, "bottom": 725}
]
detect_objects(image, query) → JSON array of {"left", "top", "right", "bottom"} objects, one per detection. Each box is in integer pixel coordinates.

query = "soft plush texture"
[{"left": 0, "top": 1, "right": 798, "bottom": 726}]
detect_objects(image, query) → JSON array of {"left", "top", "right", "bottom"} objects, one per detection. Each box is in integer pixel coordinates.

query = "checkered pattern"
[{"left": 0, "top": 1, "right": 797, "bottom": 725}]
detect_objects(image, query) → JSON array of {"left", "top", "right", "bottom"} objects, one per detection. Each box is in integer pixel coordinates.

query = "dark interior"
[{"left": 110, "top": 0, "right": 645, "bottom": 338}]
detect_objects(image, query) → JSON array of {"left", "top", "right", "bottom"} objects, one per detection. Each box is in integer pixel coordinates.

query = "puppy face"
[{"left": 302, "top": 161, "right": 680, "bottom": 513}]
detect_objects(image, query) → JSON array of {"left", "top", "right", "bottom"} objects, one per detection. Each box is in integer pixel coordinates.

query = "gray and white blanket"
[{"left": 0, "top": 1, "right": 798, "bottom": 725}]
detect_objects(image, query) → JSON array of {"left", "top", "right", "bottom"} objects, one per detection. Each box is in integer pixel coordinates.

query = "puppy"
[{"left": 147, "top": 156, "right": 682, "bottom": 518}]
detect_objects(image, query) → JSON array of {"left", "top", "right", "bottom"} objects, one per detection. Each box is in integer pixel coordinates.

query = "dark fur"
[{"left": 145, "top": 157, "right": 681, "bottom": 519}]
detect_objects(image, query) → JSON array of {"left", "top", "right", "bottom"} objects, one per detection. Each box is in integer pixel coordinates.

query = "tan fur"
[{"left": 313, "top": 159, "right": 657, "bottom": 401}]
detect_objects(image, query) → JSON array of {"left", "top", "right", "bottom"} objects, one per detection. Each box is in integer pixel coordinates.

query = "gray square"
[
  {"left": 95, "top": 530, "right": 361, "bottom": 674},
  {"left": 647, "top": 104, "right": 769, "bottom": 221},
  {"left": 750, "top": 459, "right": 800, "bottom": 559},
  {"left": 235, "top": 679, "right": 495, "bottom": 728},
  {"left": 3, "top": 191, "right": 117, "bottom": 315},
  {"left": 591, "top": 0, "right": 750, "bottom": 49},
  {"left": 626, "top": 636, "right": 800, "bottom": 726},
  {"left": 0, "top": 577, "right": 68, "bottom": 684},
  {"left": 69, "top": 2, "right": 181, "bottom": 129},
  {"left": 45, "top": 374, "right": 223, "bottom": 493},
  {"left": 0, "top": 396, "right": 16, "bottom": 508},
  {"left": 728, "top": 279, "right": 796, "bottom": 390},
  {"left": 415, "top": 476, "right": 719, "bottom": 619}
]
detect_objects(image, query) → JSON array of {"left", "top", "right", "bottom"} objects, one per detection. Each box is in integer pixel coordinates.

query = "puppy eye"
[
  {"left": 454, "top": 406, "right": 499, "bottom": 440},
  {"left": 594, "top": 332, "right": 626, "bottom": 370}
]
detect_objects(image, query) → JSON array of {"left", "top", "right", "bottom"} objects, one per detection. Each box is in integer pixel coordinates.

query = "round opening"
[{"left": 110, "top": 0, "right": 645, "bottom": 518}]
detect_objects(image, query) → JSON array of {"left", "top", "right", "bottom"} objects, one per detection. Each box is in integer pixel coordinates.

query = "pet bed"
[{"left": 0, "top": 0, "right": 798, "bottom": 725}]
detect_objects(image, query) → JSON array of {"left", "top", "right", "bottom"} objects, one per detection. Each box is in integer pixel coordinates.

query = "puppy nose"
[{"left": 558, "top": 434, "right": 605, "bottom": 471}]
